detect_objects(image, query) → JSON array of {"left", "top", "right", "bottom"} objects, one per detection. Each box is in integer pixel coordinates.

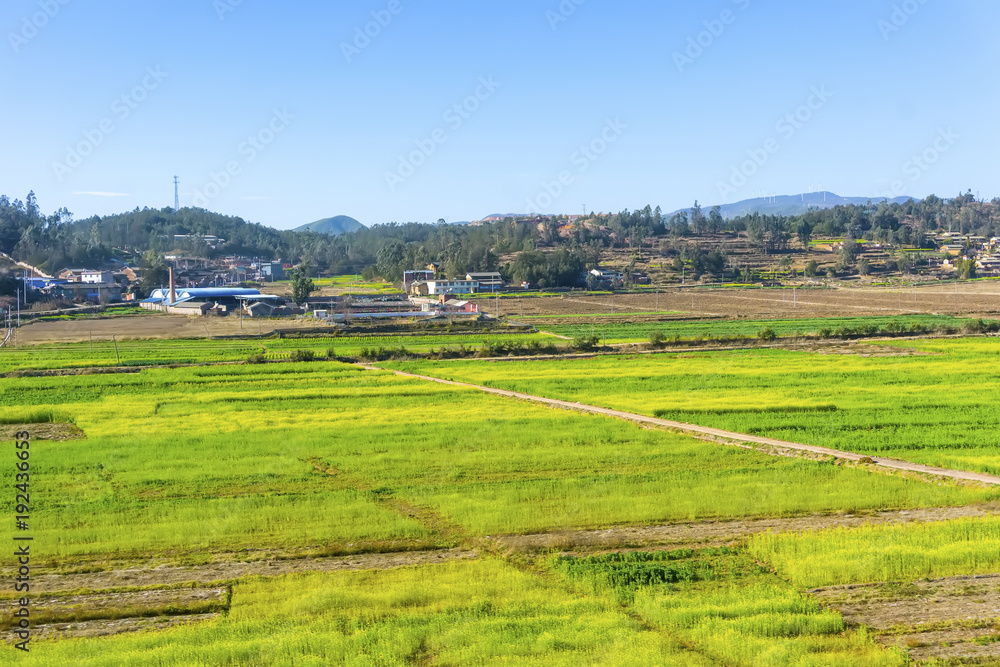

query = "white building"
[
  {"left": 424, "top": 280, "right": 479, "bottom": 296},
  {"left": 80, "top": 270, "right": 115, "bottom": 284}
]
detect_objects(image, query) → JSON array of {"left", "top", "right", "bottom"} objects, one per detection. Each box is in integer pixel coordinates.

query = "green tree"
[
  {"left": 290, "top": 265, "right": 317, "bottom": 304},
  {"left": 804, "top": 260, "right": 819, "bottom": 277},
  {"left": 797, "top": 221, "right": 813, "bottom": 247},
  {"left": 957, "top": 258, "right": 976, "bottom": 280}
]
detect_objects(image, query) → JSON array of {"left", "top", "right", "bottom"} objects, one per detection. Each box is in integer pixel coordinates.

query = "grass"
[
  {"left": 1, "top": 362, "right": 992, "bottom": 566},
  {"left": 0, "top": 331, "right": 561, "bottom": 372},
  {"left": 531, "top": 314, "right": 970, "bottom": 344},
  {"left": 749, "top": 515, "right": 1000, "bottom": 588},
  {"left": 2, "top": 560, "right": 706, "bottom": 666},
  {"left": 387, "top": 338, "right": 1000, "bottom": 475},
  {"left": 556, "top": 549, "right": 906, "bottom": 666}
]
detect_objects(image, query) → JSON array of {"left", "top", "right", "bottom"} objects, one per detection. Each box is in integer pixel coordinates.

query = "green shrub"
[{"left": 757, "top": 327, "right": 777, "bottom": 342}]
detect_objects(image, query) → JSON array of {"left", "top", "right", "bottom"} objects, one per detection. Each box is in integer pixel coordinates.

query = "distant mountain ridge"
[
  {"left": 294, "top": 215, "right": 365, "bottom": 235},
  {"left": 671, "top": 192, "right": 915, "bottom": 220}
]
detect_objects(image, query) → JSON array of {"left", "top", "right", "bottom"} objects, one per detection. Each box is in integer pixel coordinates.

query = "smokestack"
[{"left": 169, "top": 267, "right": 176, "bottom": 305}]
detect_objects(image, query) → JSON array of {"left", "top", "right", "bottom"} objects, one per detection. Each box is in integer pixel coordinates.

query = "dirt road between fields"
[
  {"left": 376, "top": 368, "right": 1000, "bottom": 487},
  {"left": 26, "top": 549, "right": 479, "bottom": 594},
  {"left": 488, "top": 504, "right": 1000, "bottom": 553}
]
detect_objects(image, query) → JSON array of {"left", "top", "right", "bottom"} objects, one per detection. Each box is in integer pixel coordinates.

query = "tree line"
[{"left": 0, "top": 191, "right": 997, "bottom": 295}]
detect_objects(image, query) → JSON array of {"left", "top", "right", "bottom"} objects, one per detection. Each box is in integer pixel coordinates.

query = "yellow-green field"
[
  {"left": 3, "top": 336, "right": 1000, "bottom": 664},
  {"left": 388, "top": 338, "right": 1000, "bottom": 474}
]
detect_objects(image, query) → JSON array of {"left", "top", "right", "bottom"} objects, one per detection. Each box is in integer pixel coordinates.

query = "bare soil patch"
[
  {"left": 15, "top": 313, "right": 331, "bottom": 345},
  {"left": 501, "top": 284, "right": 1000, "bottom": 321},
  {"left": 18, "top": 549, "right": 478, "bottom": 595},
  {"left": 2, "top": 588, "right": 227, "bottom": 640},
  {"left": 813, "top": 575, "right": 1000, "bottom": 662},
  {"left": 26, "top": 613, "right": 222, "bottom": 640},
  {"left": 0, "top": 423, "right": 84, "bottom": 441},
  {"left": 487, "top": 505, "right": 999, "bottom": 554}
]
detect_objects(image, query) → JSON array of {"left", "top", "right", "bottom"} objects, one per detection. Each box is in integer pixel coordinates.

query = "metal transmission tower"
[{"left": 173, "top": 176, "right": 180, "bottom": 212}]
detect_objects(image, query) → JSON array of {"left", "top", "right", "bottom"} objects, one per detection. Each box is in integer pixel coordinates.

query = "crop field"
[
  {"left": 4, "top": 362, "right": 988, "bottom": 568},
  {"left": 6, "top": 550, "right": 925, "bottom": 667},
  {"left": 5, "top": 329, "right": 1000, "bottom": 662},
  {"left": 388, "top": 338, "right": 1000, "bottom": 475},
  {"left": 0, "top": 331, "right": 560, "bottom": 372},
  {"left": 494, "top": 282, "right": 1000, "bottom": 320},
  {"left": 750, "top": 515, "right": 1000, "bottom": 588},
  {"left": 530, "top": 314, "right": 971, "bottom": 344}
]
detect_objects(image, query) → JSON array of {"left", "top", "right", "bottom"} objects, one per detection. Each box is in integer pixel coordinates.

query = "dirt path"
[
  {"left": 487, "top": 504, "right": 1000, "bottom": 553},
  {"left": 26, "top": 549, "right": 479, "bottom": 594},
  {"left": 375, "top": 367, "right": 1000, "bottom": 487}
]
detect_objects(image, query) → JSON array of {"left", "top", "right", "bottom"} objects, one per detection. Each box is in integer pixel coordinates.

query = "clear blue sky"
[{"left": 2, "top": 0, "right": 997, "bottom": 229}]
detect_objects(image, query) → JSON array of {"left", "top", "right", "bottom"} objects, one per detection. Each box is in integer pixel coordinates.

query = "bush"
[
  {"left": 757, "top": 327, "right": 777, "bottom": 342},
  {"left": 572, "top": 334, "right": 600, "bottom": 352},
  {"left": 290, "top": 349, "right": 316, "bottom": 362},
  {"left": 247, "top": 353, "right": 266, "bottom": 364},
  {"left": 326, "top": 348, "right": 337, "bottom": 359},
  {"left": 649, "top": 331, "right": 666, "bottom": 346},
  {"left": 884, "top": 320, "right": 906, "bottom": 334}
]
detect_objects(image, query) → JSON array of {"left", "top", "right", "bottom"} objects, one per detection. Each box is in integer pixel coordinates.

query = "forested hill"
[{"left": 0, "top": 191, "right": 997, "bottom": 289}]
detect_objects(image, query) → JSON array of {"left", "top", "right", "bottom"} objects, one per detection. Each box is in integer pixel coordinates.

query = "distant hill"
[
  {"left": 671, "top": 192, "right": 915, "bottom": 220},
  {"left": 294, "top": 215, "right": 365, "bottom": 235}
]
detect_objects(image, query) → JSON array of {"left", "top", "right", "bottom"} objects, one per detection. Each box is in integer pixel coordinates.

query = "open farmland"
[
  {"left": 0, "top": 331, "right": 559, "bottom": 373},
  {"left": 3, "top": 345, "right": 1000, "bottom": 663},
  {"left": 2, "top": 363, "right": 987, "bottom": 565},
  {"left": 6, "top": 323, "right": 1000, "bottom": 663},
  {"left": 534, "top": 314, "right": 972, "bottom": 344},
  {"left": 388, "top": 338, "right": 1000, "bottom": 475},
  {"left": 499, "top": 282, "right": 1000, "bottom": 320}
]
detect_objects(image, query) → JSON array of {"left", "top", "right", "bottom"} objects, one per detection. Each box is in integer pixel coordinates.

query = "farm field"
[
  {"left": 496, "top": 282, "right": 1000, "bottom": 320},
  {"left": 5, "top": 322, "right": 1000, "bottom": 662},
  {"left": 3, "top": 362, "right": 988, "bottom": 568},
  {"left": 3, "top": 553, "right": 917, "bottom": 667},
  {"left": 0, "top": 331, "right": 559, "bottom": 373},
  {"left": 388, "top": 338, "right": 1000, "bottom": 476},
  {"left": 530, "top": 314, "right": 973, "bottom": 344}
]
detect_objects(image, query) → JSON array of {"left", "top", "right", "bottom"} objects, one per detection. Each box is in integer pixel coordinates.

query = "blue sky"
[{"left": 2, "top": 0, "right": 996, "bottom": 229}]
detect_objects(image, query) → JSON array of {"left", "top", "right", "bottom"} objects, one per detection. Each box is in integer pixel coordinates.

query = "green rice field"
[
  {"left": 0, "top": 331, "right": 560, "bottom": 372},
  {"left": 389, "top": 337, "right": 1000, "bottom": 474},
  {"left": 3, "top": 553, "right": 914, "bottom": 666},
  {"left": 531, "top": 314, "right": 973, "bottom": 344},
  {"left": 4, "top": 362, "right": 989, "bottom": 566},
  {"left": 5, "top": 331, "right": 1000, "bottom": 664}
]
